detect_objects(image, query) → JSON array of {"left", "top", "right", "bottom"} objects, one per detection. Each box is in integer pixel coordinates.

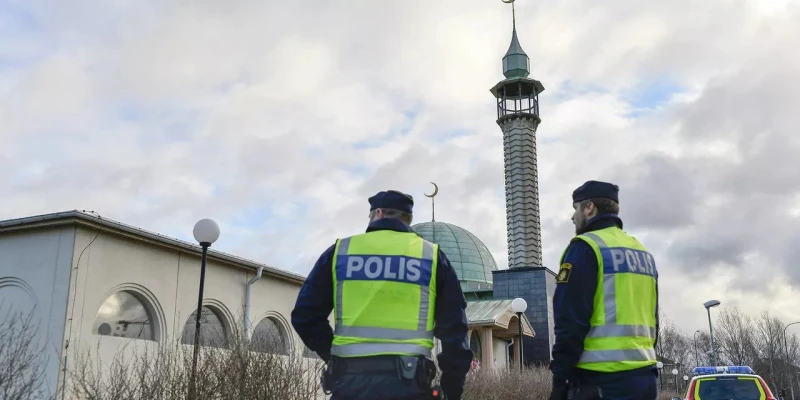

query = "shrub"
[
  {"left": 463, "top": 366, "right": 552, "bottom": 400},
  {"left": 461, "top": 365, "right": 684, "bottom": 400},
  {"left": 68, "top": 322, "right": 324, "bottom": 400},
  {"left": 3, "top": 303, "right": 685, "bottom": 400}
]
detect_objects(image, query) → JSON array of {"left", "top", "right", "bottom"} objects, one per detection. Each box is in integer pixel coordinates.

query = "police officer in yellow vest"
[
  {"left": 291, "top": 190, "right": 473, "bottom": 400},
  {"left": 548, "top": 181, "right": 659, "bottom": 400}
]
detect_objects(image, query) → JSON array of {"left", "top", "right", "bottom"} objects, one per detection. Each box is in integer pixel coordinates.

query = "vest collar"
[
  {"left": 578, "top": 213, "right": 623, "bottom": 235},
  {"left": 366, "top": 218, "right": 412, "bottom": 233}
]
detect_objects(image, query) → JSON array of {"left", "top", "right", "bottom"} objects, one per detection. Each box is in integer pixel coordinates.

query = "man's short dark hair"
[
  {"left": 580, "top": 198, "right": 620, "bottom": 214},
  {"left": 369, "top": 208, "right": 413, "bottom": 224}
]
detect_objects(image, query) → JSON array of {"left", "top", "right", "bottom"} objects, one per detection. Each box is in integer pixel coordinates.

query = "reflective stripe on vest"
[
  {"left": 571, "top": 229, "right": 658, "bottom": 370},
  {"left": 330, "top": 343, "right": 433, "bottom": 357},
  {"left": 331, "top": 234, "right": 436, "bottom": 357},
  {"left": 579, "top": 348, "right": 658, "bottom": 363}
]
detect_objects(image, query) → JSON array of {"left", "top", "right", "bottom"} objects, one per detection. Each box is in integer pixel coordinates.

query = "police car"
[{"left": 672, "top": 366, "right": 777, "bottom": 400}]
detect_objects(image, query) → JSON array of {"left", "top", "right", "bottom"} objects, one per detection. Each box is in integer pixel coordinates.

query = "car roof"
[{"left": 691, "top": 373, "right": 762, "bottom": 381}]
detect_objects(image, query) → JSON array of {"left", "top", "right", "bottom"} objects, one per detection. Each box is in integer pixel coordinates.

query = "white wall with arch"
[
  {"left": 39, "top": 224, "right": 305, "bottom": 398},
  {"left": 0, "top": 220, "right": 311, "bottom": 399}
]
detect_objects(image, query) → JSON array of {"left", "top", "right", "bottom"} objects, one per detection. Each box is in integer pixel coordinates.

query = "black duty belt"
[
  {"left": 331, "top": 355, "right": 416, "bottom": 375},
  {"left": 322, "top": 355, "right": 439, "bottom": 397}
]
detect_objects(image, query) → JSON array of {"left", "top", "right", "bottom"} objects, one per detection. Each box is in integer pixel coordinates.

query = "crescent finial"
[
  {"left": 424, "top": 182, "right": 438, "bottom": 222},
  {"left": 424, "top": 182, "right": 439, "bottom": 198}
]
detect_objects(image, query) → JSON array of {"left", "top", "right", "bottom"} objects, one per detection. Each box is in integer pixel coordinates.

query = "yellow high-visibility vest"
[
  {"left": 330, "top": 229, "right": 438, "bottom": 358},
  {"left": 559, "top": 226, "right": 658, "bottom": 372}
]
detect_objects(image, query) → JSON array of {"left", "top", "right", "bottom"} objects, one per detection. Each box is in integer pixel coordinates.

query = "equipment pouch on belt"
[
  {"left": 420, "top": 357, "right": 439, "bottom": 387},
  {"left": 397, "top": 356, "right": 439, "bottom": 392},
  {"left": 397, "top": 356, "right": 419, "bottom": 381}
]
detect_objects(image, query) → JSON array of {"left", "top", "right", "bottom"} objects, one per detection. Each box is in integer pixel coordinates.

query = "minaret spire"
[
  {"left": 424, "top": 182, "right": 439, "bottom": 222},
  {"left": 502, "top": 0, "right": 530, "bottom": 79},
  {"left": 491, "top": 0, "right": 545, "bottom": 269}
]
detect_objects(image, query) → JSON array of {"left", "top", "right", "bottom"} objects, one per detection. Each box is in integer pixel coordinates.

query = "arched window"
[
  {"left": 93, "top": 291, "right": 156, "bottom": 341},
  {"left": 181, "top": 306, "right": 228, "bottom": 349},
  {"left": 470, "top": 330, "right": 482, "bottom": 362},
  {"left": 251, "top": 317, "right": 290, "bottom": 355}
]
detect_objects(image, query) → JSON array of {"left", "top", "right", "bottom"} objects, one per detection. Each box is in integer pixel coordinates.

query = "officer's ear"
[{"left": 579, "top": 200, "right": 595, "bottom": 214}]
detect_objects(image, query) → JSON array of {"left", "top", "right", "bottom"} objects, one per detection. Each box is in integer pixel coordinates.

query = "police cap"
[
  {"left": 572, "top": 180, "right": 619, "bottom": 204},
  {"left": 368, "top": 190, "right": 414, "bottom": 213}
]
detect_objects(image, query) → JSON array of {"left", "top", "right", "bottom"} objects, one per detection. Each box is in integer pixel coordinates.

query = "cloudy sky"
[{"left": 2, "top": 0, "right": 799, "bottom": 334}]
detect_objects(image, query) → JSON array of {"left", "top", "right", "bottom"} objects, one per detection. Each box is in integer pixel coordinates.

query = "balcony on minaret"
[
  {"left": 490, "top": 27, "right": 545, "bottom": 124},
  {"left": 490, "top": 77, "right": 544, "bottom": 124}
]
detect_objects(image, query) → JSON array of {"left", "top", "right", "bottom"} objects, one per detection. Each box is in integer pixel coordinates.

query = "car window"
[{"left": 696, "top": 376, "right": 764, "bottom": 400}]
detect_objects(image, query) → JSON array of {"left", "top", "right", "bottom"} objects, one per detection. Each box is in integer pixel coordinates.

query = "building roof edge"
[{"left": 0, "top": 210, "right": 306, "bottom": 285}]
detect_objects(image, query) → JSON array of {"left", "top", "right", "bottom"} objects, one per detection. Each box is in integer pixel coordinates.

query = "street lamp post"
[
  {"left": 693, "top": 330, "right": 702, "bottom": 366},
  {"left": 188, "top": 218, "right": 220, "bottom": 399},
  {"left": 783, "top": 321, "right": 800, "bottom": 400},
  {"left": 511, "top": 298, "right": 527, "bottom": 369},
  {"left": 672, "top": 368, "right": 679, "bottom": 394},
  {"left": 703, "top": 300, "right": 721, "bottom": 366}
]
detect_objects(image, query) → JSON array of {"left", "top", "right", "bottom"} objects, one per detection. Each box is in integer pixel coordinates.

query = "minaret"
[{"left": 490, "top": 1, "right": 545, "bottom": 270}]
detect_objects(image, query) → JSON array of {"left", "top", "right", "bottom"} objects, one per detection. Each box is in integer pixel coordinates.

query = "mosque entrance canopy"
[{"left": 466, "top": 300, "right": 534, "bottom": 338}]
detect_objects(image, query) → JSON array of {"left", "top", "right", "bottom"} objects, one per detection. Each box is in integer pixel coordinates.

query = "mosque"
[{"left": 413, "top": 1, "right": 556, "bottom": 370}]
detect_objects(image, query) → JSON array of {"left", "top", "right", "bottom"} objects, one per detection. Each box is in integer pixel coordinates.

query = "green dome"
[{"left": 411, "top": 222, "right": 498, "bottom": 291}]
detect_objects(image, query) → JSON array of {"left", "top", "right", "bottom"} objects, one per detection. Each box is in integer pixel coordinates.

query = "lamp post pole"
[
  {"left": 693, "top": 330, "right": 701, "bottom": 366},
  {"left": 683, "top": 376, "right": 689, "bottom": 395},
  {"left": 672, "top": 368, "right": 679, "bottom": 394},
  {"left": 703, "top": 300, "right": 721, "bottom": 366},
  {"left": 516, "top": 312, "right": 523, "bottom": 368},
  {"left": 707, "top": 308, "right": 717, "bottom": 366},
  {"left": 511, "top": 298, "right": 527, "bottom": 370},
  {"left": 783, "top": 321, "right": 800, "bottom": 400},
  {"left": 188, "top": 219, "right": 220, "bottom": 400}
]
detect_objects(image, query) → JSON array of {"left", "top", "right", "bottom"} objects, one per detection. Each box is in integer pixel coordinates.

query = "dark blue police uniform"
[
  {"left": 291, "top": 191, "right": 473, "bottom": 400},
  {"left": 549, "top": 182, "right": 659, "bottom": 400}
]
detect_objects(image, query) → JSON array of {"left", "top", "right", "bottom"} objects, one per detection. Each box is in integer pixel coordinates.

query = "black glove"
[{"left": 548, "top": 380, "right": 570, "bottom": 400}]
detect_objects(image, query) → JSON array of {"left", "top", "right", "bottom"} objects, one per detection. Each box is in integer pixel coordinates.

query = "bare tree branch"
[{"left": 0, "top": 303, "right": 52, "bottom": 400}]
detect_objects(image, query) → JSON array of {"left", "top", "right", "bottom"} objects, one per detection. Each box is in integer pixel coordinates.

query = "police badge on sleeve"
[{"left": 556, "top": 263, "right": 572, "bottom": 284}]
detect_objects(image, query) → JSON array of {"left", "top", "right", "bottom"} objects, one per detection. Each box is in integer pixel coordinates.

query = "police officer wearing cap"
[
  {"left": 291, "top": 190, "right": 473, "bottom": 400},
  {"left": 548, "top": 181, "right": 659, "bottom": 400}
]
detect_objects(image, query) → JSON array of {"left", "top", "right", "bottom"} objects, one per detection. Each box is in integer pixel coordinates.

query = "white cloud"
[{"left": 2, "top": 0, "right": 800, "bottom": 335}]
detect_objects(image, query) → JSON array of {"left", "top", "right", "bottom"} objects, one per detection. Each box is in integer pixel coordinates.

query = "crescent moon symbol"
[
  {"left": 424, "top": 182, "right": 439, "bottom": 198},
  {"left": 501, "top": 0, "right": 515, "bottom": 3}
]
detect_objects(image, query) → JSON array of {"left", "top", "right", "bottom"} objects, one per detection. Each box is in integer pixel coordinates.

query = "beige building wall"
[
  {"left": 0, "top": 211, "right": 320, "bottom": 399},
  {"left": 61, "top": 225, "right": 311, "bottom": 391}
]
